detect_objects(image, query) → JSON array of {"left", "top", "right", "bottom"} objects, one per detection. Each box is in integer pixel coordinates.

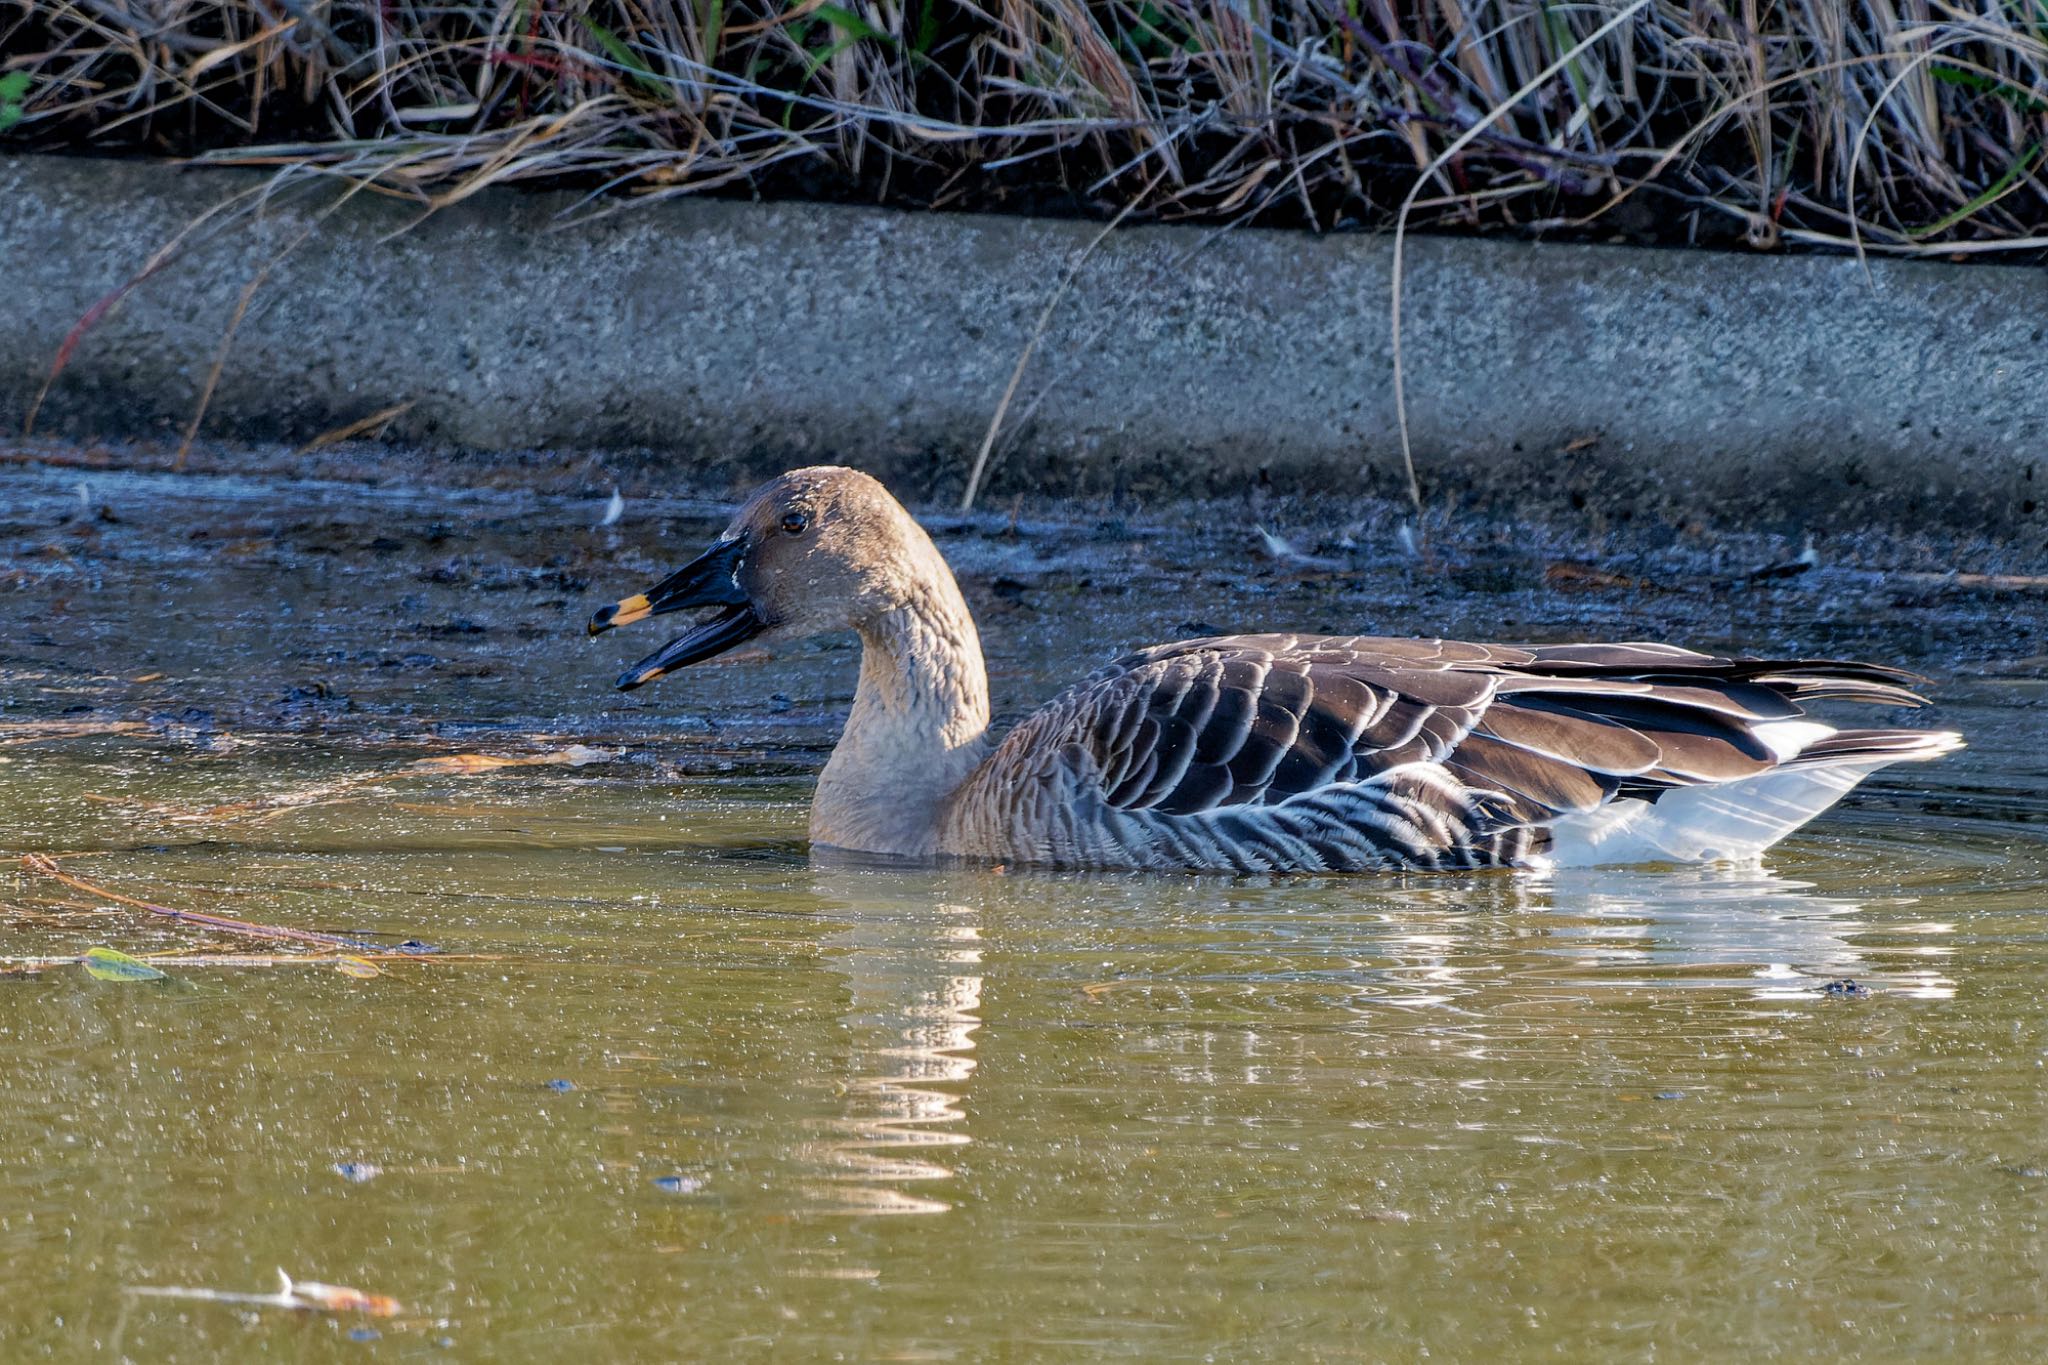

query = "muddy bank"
[
  {"left": 4, "top": 451, "right": 2043, "bottom": 764},
  {"left": 3, "top": 154, "right": 2045, "bottom": 541}
]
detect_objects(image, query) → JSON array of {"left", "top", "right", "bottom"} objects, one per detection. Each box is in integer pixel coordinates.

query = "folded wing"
[{"left": 973, "top": 633, "right": 1946, "bottom": 871}]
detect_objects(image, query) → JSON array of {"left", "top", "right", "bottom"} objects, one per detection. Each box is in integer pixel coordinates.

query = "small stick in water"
[
  {"left": 20, "top": 854, "right": 434, "bottom": 955},
  {"left": 126, "top": 1268, "right": 400, "bottom": 1317}
]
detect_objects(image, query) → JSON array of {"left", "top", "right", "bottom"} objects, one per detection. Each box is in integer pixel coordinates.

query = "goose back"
[{"left": 938, "top": 633, "right": 1946, "bottom": 872}]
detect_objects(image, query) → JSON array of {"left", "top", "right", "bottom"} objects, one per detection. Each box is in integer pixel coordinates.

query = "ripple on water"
[{"left": 3, "top": 466, "right": 2047, "bottom": 1360}]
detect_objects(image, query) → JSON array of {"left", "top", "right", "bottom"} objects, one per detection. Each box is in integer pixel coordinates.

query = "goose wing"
[{"left": 984, "top": 633, "right": 1927, "bottom": 870}]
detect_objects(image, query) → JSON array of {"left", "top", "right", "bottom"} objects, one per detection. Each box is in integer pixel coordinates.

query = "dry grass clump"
[{"left": 5, "top": 0, "right": 2048, "bottom": 250}]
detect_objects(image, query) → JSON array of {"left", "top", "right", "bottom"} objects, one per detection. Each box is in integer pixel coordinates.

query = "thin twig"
[
  {"left": 20, "top": 853, "right": 432, "bottom": 955},
  {"left": 1390, "top": 0, "right": 1654, "bottom": 514},
  {"left": 959, "top": 170, "right": 1165, "bottom": 512},
  {"left": 24, "top": 183, "right": 270, "bottom": 437},
  {"left": 176, "top": 176, "right": 372, "bottom": 469},
  {"left": 293, "top": 399, "right": 418, "bottom": 455}
]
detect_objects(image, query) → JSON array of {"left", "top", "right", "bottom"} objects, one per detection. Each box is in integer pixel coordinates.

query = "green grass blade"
[
  {"left": 1908, "top": 141, "right": 2046, "bottom": 240},
  {"left": 581, "top": 19, "right": 672, "bottom": 99},
  {"left": 813, "top": 5, "right": 895, "bottom": 46}
]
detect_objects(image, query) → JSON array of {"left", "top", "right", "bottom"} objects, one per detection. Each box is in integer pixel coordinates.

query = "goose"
[{"left": 589, "top": 467, "right": 1961, "bottom": 873}]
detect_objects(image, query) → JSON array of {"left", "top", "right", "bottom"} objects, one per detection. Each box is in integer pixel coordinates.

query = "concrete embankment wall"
[{"left": 2, "top": 155, "right": 2041, "bottom": 538}]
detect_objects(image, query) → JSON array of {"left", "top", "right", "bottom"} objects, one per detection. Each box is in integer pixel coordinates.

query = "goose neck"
[{"left": 812, "top": 575, "right": 991, "bottom": 855}]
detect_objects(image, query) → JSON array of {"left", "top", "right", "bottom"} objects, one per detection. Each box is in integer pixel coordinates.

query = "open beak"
[{"left": 588, "top": 536, "right": 767, "bottom": 690}]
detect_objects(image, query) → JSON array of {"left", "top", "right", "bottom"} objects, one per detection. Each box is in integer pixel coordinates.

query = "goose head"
[{"left": 589, "top": 466, "right": 939, "bottom": 691}]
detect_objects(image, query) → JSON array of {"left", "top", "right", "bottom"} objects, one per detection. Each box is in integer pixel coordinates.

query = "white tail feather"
[
  {"left": 1751, "top": 720, "right": 1836, "bottom": 763},
  {"left": 1541, "top": 729, "right": 1962, "bottom": 868}
]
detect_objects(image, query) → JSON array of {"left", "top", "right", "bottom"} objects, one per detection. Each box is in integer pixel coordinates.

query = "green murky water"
[{"left": 3, "top": 463, "right": 2045, "bottom": 1360}]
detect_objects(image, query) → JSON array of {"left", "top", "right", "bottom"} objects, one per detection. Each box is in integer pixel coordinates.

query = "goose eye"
[{"left": 780, "top": 512, "right": 810, "bottom": 536}]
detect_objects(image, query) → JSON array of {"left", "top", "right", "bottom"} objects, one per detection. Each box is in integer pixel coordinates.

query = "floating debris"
[
  {"left": 543, "top": 1079, "right": 577, "bottom": 1093},
  {"left": 0, "top": 718, "right": 149, "bottom": 747},
  {"left": 79, "top": 946, "right": 166, "bottom": 982},
  {"left": 1822, "top": 978, "right": 1873, "bottom": 998},
  {"left": 1254, "top": 526, "right": 1344, "bottom": 571},
  {"left": 1744, "top": 534, "right": 1820, "bottom": 584},
  {"left": 651, "top": 1174, "right": 705, "bottom": 1195},
  {"left": 333, "top": 1162, "right": 383, "bottom": 1183},
  {"left": 83, "top": 776, "right": 370, "bottom": 826},
  {"left": 81, "top": 743, "right": 621, "bottom": 830},
  {"left": 24, "top": 854, "right": 425, "bottom": 955},
  {"left": 406, "top": 745, "right": 615, "bottom": 775},
  {"left": 131, "top": 954, "right": 393, "bottom": 974},
  {"left": 599, "top": 489, "right": 625, "bottom": 527},
  {"left": 1546, "top": 562, "right": 1646, "bottom": 592},
  {"left": 127, "top": 1268, "right": 400, "bottom": 1317}
]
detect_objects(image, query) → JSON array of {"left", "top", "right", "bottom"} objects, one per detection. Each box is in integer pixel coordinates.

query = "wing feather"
[
  {"left": 969, "top": 632, "right": 1942, "bottom": 870},
  {"left": 1443, "top": 733, "right": 1615, "bottom": 818},
  {"left": 1474, "top": 706, "right": 1663, "bottom": 775}
]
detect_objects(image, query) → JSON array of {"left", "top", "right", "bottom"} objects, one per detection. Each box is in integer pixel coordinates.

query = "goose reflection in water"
[
  {"left": 798, "top": 878, "right": 984, "bottom": 1217},
  {"left": 1527, "top": 863, "right": 1955, "bottom": 1000},
  {"left": 778, "top": 851, "right": 1955, "bottom": 1216},
  {"left": 1320, "top": 862, "right": 1955, "bottom": 1011}
]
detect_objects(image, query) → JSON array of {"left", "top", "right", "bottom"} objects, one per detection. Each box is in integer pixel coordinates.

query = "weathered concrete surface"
[{"left": 2, "top": 154, "right": 2042, "bottom": 537}]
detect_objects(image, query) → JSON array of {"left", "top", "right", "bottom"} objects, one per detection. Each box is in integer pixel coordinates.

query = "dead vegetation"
[{"left": 4, "top": 0, "right": 2048, "bottom": 252}]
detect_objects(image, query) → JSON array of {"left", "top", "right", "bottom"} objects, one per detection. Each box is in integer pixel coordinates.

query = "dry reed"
[{"left": 5, "top": 0, "right": 2046, "bottom": 248}]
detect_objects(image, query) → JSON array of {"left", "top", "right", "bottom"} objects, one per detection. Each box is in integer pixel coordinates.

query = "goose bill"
[
  {"left": 615, "top": 603, "right": 766, "bottom": 689},
  {"left": 588, "top": 536, "right": 763, "bottom": 689},
  {"left": 588, "top": 537, "right": 749, "bottom": 636}
]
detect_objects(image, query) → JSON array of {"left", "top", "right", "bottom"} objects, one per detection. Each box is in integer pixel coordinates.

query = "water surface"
[{"left": 2, "top": 464, "right": 2044, "bottom": 1360}]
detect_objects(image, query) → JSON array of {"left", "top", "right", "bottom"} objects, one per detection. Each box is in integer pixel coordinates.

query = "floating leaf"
[
  {"left": 335, "top": 956, "right": 382, "bottom": 979},
  {"left": 81, "top": 947, "right": 166, "bottom": 981}
]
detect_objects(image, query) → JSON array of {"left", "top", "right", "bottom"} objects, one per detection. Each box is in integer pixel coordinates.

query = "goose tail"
[
  {"left": 1539, "top": 727, "right": 1963, "bottom": 868},
  {"left": 1776, "top": 727, "right": 1965, "bottom": 767}
]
